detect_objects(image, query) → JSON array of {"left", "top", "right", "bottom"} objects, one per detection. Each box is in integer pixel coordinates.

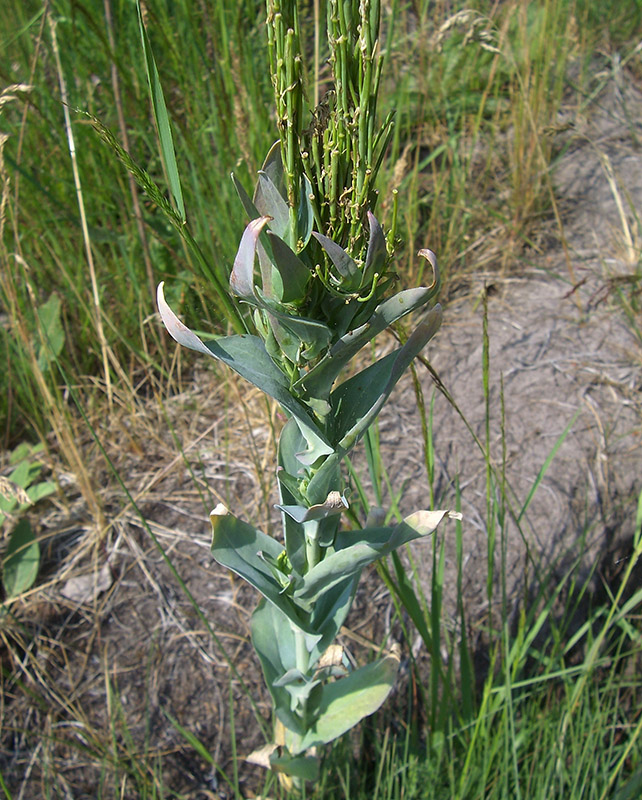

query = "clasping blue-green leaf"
[
  {"left": 293, "top": 509, "right": 456, "bottom": 603},
  {"left": 295, "top": 649, "right": 401, "bottom": 752},
  {"left": 157, "top": 283, "right": 334, "bottom": 466},
  {"left": 329, "top": 306, "right": 443, "bottom": 451},
  {"left": 210, "top": 505, "right": 305, "bottom": 623},
  {"left": 295, "top": 287, "right": 442, "bottom": 400}
]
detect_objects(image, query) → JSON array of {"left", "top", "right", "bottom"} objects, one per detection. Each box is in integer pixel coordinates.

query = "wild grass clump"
[{"left": 2, "top": 0, "right": 626, "bottom": 441}]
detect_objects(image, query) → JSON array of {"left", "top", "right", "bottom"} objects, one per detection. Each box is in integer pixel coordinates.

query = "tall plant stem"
[
  {"left": 294, "top": 624, "right": 309, "bottom": 674},
  {"left": 49, "top": 13, "right": 113, "bottom": 408},
  {"left": 103, "top": 0, "right": 155, "bottom": 306},
  {"left": 303, "top": 519, "right": 321, "bottom": 569}
]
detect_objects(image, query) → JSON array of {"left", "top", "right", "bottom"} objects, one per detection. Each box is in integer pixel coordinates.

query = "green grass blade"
[
  {"left": 136, "top": 0, "right": 185, "bottom": 222},
  {"left": 516, "top": 406, "right": 582, "bottom": 525},
  {"left": 0, "top": 768, "right": 12, "bottom": 799}
]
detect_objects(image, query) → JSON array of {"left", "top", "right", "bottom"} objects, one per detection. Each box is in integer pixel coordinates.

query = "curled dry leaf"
[
  {"left": 0, "top": 476, "right": 31, "bottom": 506},
  {"left": 318, "top": 644, "right": 344, "bottom": 669},
  {"left": 60, "top": 563, "right": 112, "bottom": 604},
  {"left": 246, "top": 743, "right": 279, "bottom": 769}
]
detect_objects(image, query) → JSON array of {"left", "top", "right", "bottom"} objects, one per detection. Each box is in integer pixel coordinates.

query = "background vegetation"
[{"left": 1, "top": 0, "right": 642, "bottom": 797}]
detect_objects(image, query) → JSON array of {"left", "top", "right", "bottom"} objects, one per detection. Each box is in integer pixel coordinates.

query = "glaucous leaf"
[
  {"left": 256, "top": 289, "right": 332, "bottom": 364},
  {"left": 360, "top": 211, "right": 387, "bottom": 289},
  {"left": 277, "top": 421, "right": 309, "bottom": 574},
  {"left": 255, "top": 171, "right": 290, "bottom": 242},
  {"left": 276, "top": 491, "right": 349, "bottom": 524},
  {"left": 329, "top": 307, "right": 442, "bottom": 450},
  {"left": 260, "top": 140, "right": 285, "bottom": 194},
  {"left": 251, "top": 599, "right": 304, "bottom": 736},
  {"left": 157, "top": 283, "right": 334, "bottom": 466},
  {"left": 231, "top": 172, "right": 260, "bottom": 221},
  {"left": 297, "top": 173, "right": 315, "bottom": 248},
  {"left": 307, "top": 576, "right": 358, "bottom": 664},
  {"left": 210, "top": 505, "right": 301, "bottom": 620},
  {"left": 311, "top": 231, "right": 360, "bottom": 288},
  {"left": 230, "top": 216, "right": 271, "bottom": 301},
  {"left": 293, "top": 510, "right": 456, "bottom": 604},
  {"left": 295, "top": 287, "right": 442, "bottom": 400},
  {"left": 274, "top": 669, "right": 321, "bottom": 713},
  {"left": 296, "top": 651, "right": 400, "bottom": 751},
  {"left": 267, "top": 231, "right": 310, "bottom": 303},
  {"left": 270, "top": 750, "right": 320, "bottom": 782}
]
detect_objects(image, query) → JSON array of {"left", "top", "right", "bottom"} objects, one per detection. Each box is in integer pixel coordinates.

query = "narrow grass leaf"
[
  {"left": 136, "top": 0, "right": 185, "bottom": 221},
  {"left": 517, "top": 407, "right": 582, "bottom": 524}
]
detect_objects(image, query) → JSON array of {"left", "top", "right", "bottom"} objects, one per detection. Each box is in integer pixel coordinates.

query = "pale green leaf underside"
[{"left": 296, "top": 653, "right": 399, "bottom": 751}]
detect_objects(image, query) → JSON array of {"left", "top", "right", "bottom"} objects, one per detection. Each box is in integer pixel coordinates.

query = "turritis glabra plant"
[{"left": 156, "top": 0, "right": 458, "bottom": 785}]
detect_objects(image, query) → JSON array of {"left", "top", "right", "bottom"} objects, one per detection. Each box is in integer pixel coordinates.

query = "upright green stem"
[
  {"left": 294, "top": 623, "right": 310, "bottom": 674},
  {"left": 303, "top": 519, "right": 321, "bottom": 569}
]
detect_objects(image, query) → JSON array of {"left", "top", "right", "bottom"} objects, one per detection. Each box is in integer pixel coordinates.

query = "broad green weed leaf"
[
  {"left": 3, "top": 518, "right": 40, "bottom": 598},
  {"left": 8, "top": 459, "right": 35, "bottom": 490},
  {"left": 26, "top": 480, "right": 56, "bottom": 504},
  {"left": 9, "top": 443, "right": 33, "bottom": 464},
  {"left": 296, "top": 652, "right": 399, "bottom": 751}
]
